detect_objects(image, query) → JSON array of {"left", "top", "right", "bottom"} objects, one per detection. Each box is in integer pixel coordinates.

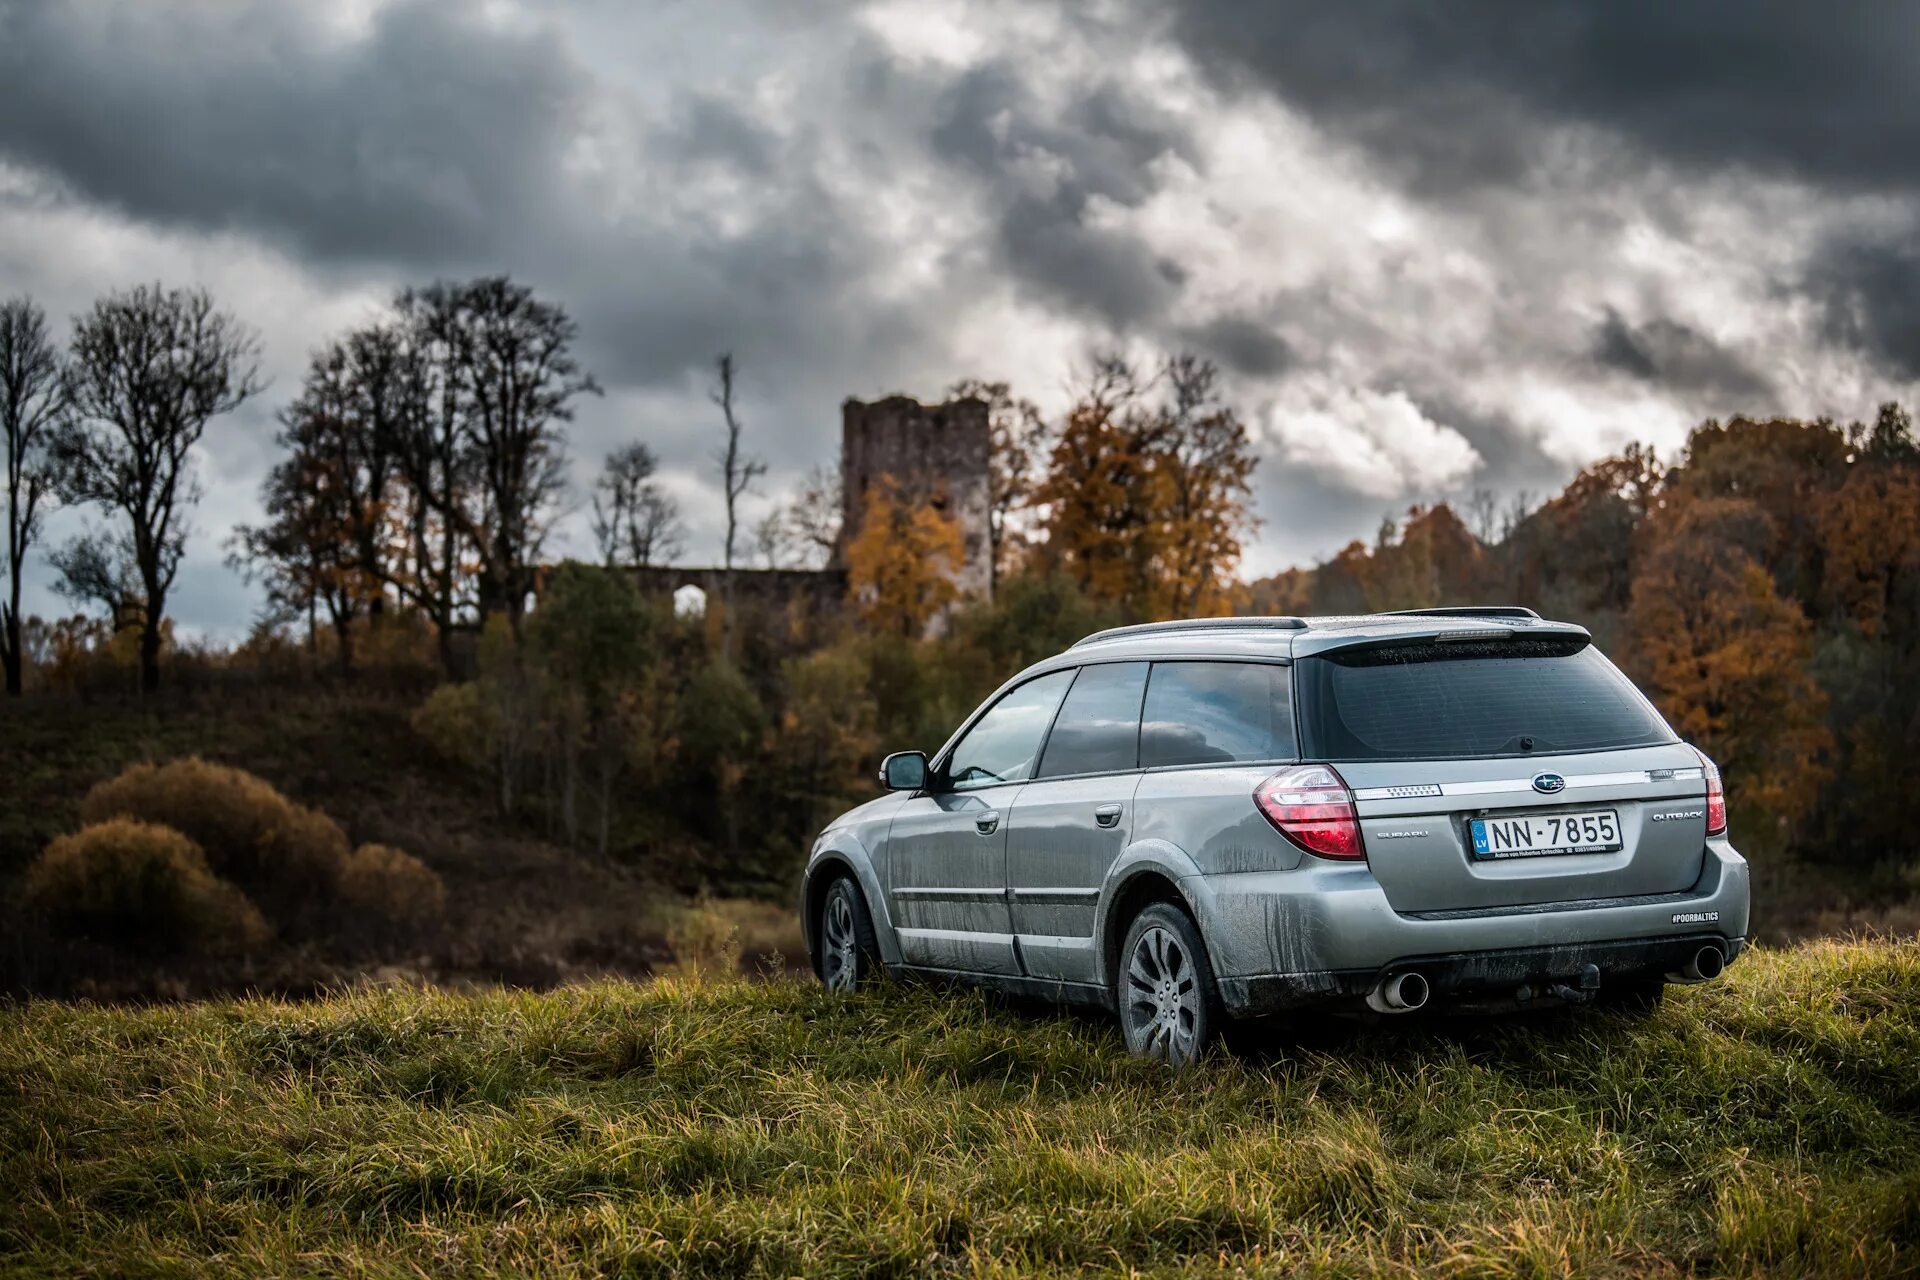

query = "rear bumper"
[
  {"left": 1187, "top": 840, "right": 1750, "bottom": 1017},
  {"left": 1220, "top": 932, "right": 1744, "bottom": 1016}
]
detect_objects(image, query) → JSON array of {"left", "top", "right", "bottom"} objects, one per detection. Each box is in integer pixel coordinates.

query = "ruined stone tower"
[{"left": 836, "top": 395, "right": 993, "bottom": 601}]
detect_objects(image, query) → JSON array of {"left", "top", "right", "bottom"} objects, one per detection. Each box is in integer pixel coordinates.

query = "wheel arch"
[
  {"left": 800, "top": 845, "right": 902, "bottom": 971},
  {"left": 1093, "top": 841, "right": 1212, "bottom": 993}
]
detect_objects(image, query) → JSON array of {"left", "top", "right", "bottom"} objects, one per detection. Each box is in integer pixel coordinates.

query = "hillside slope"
[
  {"left": 1, "top": 689, "right": 803, "bottom": 997},
  {"left": 4, "top": 940, "right": 1918, "bottom": 1277}
]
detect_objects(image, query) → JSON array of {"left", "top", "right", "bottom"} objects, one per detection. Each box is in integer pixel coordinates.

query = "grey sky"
[{"left": 2, "top": 0, "right": 1914, "bottom": 638}]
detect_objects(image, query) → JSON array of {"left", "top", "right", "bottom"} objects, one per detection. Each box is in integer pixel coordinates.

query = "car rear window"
[
  {"left": 1139, "top": 661, "right": 1295, "bottom": 768},
  {"left": 1294, "top": 638, "right": 1674, "bottom": 761}
]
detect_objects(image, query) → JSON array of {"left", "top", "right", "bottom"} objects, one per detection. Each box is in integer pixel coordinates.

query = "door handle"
[
  {"left": 1094, "top": 803, "right": 1123, "bottom": 829},
  {"left": 975, "top": 810, "right": 1000, "bottom": 835}
]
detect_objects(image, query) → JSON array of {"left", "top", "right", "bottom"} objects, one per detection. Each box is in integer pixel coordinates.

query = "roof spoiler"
[
  {"left": 1072, "top": 616, "right": 1308, "bottom": 648},
  {"left": 1382, "top": 606, "right": 1541, "bottom": 622}
]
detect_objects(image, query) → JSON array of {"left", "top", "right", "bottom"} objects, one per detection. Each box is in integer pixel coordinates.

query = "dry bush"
[
  {"left": 338, "top": 844, "right": 447, "bottom": 934},
  {"left": 78, "top": 758, "right": 348, "bottom": 912},
  {"left": 661, "top": 898, "right": 806, "bottom": 980},
  {"left": 25, "top": 819, "right": 268, "bottom": 955}
]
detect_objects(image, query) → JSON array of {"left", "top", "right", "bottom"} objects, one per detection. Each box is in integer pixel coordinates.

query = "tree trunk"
[
  {"left": 139, "top": 619, "right": 162, "bottom": 695},
  {"left": 3, "top": 589, "right": 21, "bottom": 695}
]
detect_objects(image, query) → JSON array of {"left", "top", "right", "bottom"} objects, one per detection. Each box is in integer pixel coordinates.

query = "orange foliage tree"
[
  {"left": 1030, "top": 354, "right": 1255, "bottom": 620},
  {"left": 1626, "top": 497, "right": 1831, "bottom": 839},
  {"left": 844, "top": 475, "right": 966, "bottom": 638}
]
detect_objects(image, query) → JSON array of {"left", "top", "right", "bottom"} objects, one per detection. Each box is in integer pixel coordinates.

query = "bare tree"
[
  {"left": 386, "top": 286, "right": 475, "bottom": 673},
  {"left": 341, "top": 322, "right": 410, "bottom": 626},
  {"left": 456, "top": 277, "right": 600, "bottom": 634},
  {"left": 1, "top": 297, "right": 70, "bottom": 695},
  {"left": 380, "top": 278, "right": 598, "bottom": 665},
  {"left": 49, "top": 529, "right": 143, "bottom": 635},
  {"left": 751, "top": 508, "right": 792, "bottom": 569},
  {"left": 1464, "top": 487, "right": 1500, "bottom": 543},
  {"left": 62, "top": 284, "right": 261, "bottom": 693},
  {"left": 629, "top": 485, "right": 685, "bottom": 569},
  {"left": 1501, "top": 488, "right": 1540, "bottom": 541},
  {"left": 782, "top": 464, "right": 841, "bottom": 570},
  {"left": 710, "top": 352, "right": 765, "bottom": 657},
  {"left": 591, "top": 442, "right": 685, "bottom": 568}
]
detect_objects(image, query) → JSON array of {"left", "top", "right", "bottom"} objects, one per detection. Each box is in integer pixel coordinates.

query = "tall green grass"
[{"left": 3, "top": 939, "right": 1917, "bottom": 1277}]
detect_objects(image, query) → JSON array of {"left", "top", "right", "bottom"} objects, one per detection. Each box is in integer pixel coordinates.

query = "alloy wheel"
[
  {"left": 821, "top": 887, "right": 860, "bottom": 990},
  {"left": 1123, "top": 924, "right": 1201, "bottom": 1062}
]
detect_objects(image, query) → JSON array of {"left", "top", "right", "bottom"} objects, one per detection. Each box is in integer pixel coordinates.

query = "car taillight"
[
  {"left": 1256, "top": 764, "right": 1364, "bottom": 859},
  {"left": 1694, "top": 747, "right": 1728, "bottom": 836}
]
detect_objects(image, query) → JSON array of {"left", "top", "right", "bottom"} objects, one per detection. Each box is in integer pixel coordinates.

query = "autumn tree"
[
  {"left": 62, "top": 284, "right": 262, "bottom": 693},
  {"left": 1, "top": 296, "right": 70, "bottom": 695},
  {"left": 845, "top": 476, "right": 965, "bottom": 638},
  {"left": 231, "top": 340, "right": 391, "bottom": 672},
  {"left": 1031, "top": 353, "right": 1255, "bottom": 619},
  {"left": 1627, "top": 497, "right": 1831, "bottom": 841},
  {"left": 949, "top": 378, "right": 1049, "bottom": 587}
]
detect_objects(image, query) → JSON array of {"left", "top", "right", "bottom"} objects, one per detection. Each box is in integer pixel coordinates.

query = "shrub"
[
  {"left": 78, "top": 758, "right": 348, "bottom": 912},
  {"left": 338, "top": 844, "right": 447, "bottom": 934},
  {"left": 410, "top": 681, "right": 496, "bottom": 773},
  {"left": 25, "top": 820, "right": 268, "bottom": 955}
]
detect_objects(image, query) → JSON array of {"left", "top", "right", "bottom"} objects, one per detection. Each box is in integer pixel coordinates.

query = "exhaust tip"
[
  {"left": 1692, "top": 944, "right": 1725, "bottom": 981},
  {"left": 1669, "top": 943, "right": 1727, "bottom": 983},
  {"left": 1368, "top": 970, "right": 1430, "bottom": 1013}
]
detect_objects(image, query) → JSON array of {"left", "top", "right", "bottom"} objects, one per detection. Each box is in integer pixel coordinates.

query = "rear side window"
[
  {"left": 1139, "top": 661, "right": 1295, "bottom": 768},
  {"left": 1038, "top": 662, "right": 1148, "bottom": 778},
  {"left": 1295, "top": 639, "right": 1674, "bottom": 761}
]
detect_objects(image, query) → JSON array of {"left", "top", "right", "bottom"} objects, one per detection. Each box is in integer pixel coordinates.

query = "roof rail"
[
  {"left": 1072, "top": 616, "right": 1308, "bottom": 648},
  {"left": 1383, "top": 606, "right": 1541, "bottom": 621}
]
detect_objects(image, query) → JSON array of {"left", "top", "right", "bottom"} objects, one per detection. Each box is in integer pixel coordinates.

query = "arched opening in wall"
[{"left": 673, "top": 583, "right": 708, "bottom": 619}]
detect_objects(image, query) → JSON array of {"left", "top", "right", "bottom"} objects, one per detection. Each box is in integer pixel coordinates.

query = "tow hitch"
[{"left": 1516, "top": 962, "right": 1603, "bottom": 1006}]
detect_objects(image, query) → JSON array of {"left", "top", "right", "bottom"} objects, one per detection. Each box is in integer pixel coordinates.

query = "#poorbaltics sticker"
[{"left": 1671, "top": 911, "right": 1720, "bottom": 925}]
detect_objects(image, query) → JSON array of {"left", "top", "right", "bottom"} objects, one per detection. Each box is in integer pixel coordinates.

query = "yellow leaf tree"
[
  {"left": 1031, "top": 354, "right": 1255, "bottom": 620},
  {"left": 845, "top": 476, "right": 965, "bottom": 638}
]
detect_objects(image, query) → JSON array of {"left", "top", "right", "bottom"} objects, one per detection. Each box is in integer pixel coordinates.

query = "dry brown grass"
[{"left": 24, "top": 819, "right": 267, "bottom": 956}]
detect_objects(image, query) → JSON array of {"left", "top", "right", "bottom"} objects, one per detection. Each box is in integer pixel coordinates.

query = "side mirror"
[{"left": 879, "top": 750, "right": 929, "bottom": 792}]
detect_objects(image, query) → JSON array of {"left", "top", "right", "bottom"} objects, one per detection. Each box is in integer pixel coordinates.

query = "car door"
[
  {"left": 887, "top": 669, "right": 1075, "bottom": 975},
  {"left": 1004, "top": 662, "right": 1149, "bottom": 985}
]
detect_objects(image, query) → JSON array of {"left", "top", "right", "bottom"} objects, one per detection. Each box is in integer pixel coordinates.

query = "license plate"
[{"left": 1471, "top": 809, "right": 1621, "bottom": 859}]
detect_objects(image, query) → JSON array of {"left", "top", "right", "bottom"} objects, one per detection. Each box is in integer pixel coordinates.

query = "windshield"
[{"left": 1294, "top": 637, "right": 1674, "bottom": 761}]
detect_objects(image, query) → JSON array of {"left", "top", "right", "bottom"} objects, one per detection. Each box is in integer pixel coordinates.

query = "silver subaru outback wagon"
[{"left": 800, "top": 608, "right": 1750, "bottom": 1064}]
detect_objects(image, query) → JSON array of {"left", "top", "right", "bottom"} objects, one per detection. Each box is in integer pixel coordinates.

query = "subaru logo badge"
[{"left": 1532, "top": 772, "right": 1566, "bottom": 794}]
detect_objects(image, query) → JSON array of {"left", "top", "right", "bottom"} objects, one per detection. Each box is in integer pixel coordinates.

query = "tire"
[
  {"left": 1116, "top": 902, "right": 1221, "bottom": 1065},
  {"left": 815, "top": 876, "right": 881, "bottom": 992}
]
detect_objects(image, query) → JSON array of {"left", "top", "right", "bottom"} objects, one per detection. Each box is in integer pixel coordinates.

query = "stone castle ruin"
[{"left": 628, "top": 394, "right": 993, "bottom": 633}]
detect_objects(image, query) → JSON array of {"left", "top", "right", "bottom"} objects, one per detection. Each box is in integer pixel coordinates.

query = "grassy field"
[{"left": 3, "top": 940, "right": 1917, "bottom": 1277}]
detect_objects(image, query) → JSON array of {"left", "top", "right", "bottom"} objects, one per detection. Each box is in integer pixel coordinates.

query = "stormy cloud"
[{"left": 0, "top": 0, "right": 1913, "bottom": 636}]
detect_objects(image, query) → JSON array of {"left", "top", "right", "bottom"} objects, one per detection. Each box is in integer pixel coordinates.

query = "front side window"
[
  {"left": 1294, "top": 638, "right": 1674, "bottom": 761},
  {"left": 1140, "top": 661, "right": 1295, "bottom": 768},
  {"left": 943, "top": 669, "right": 1075, "bottom": 790},
  {"left": 1038, "top": 662, "right": 1149, "bottom": 778}
]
